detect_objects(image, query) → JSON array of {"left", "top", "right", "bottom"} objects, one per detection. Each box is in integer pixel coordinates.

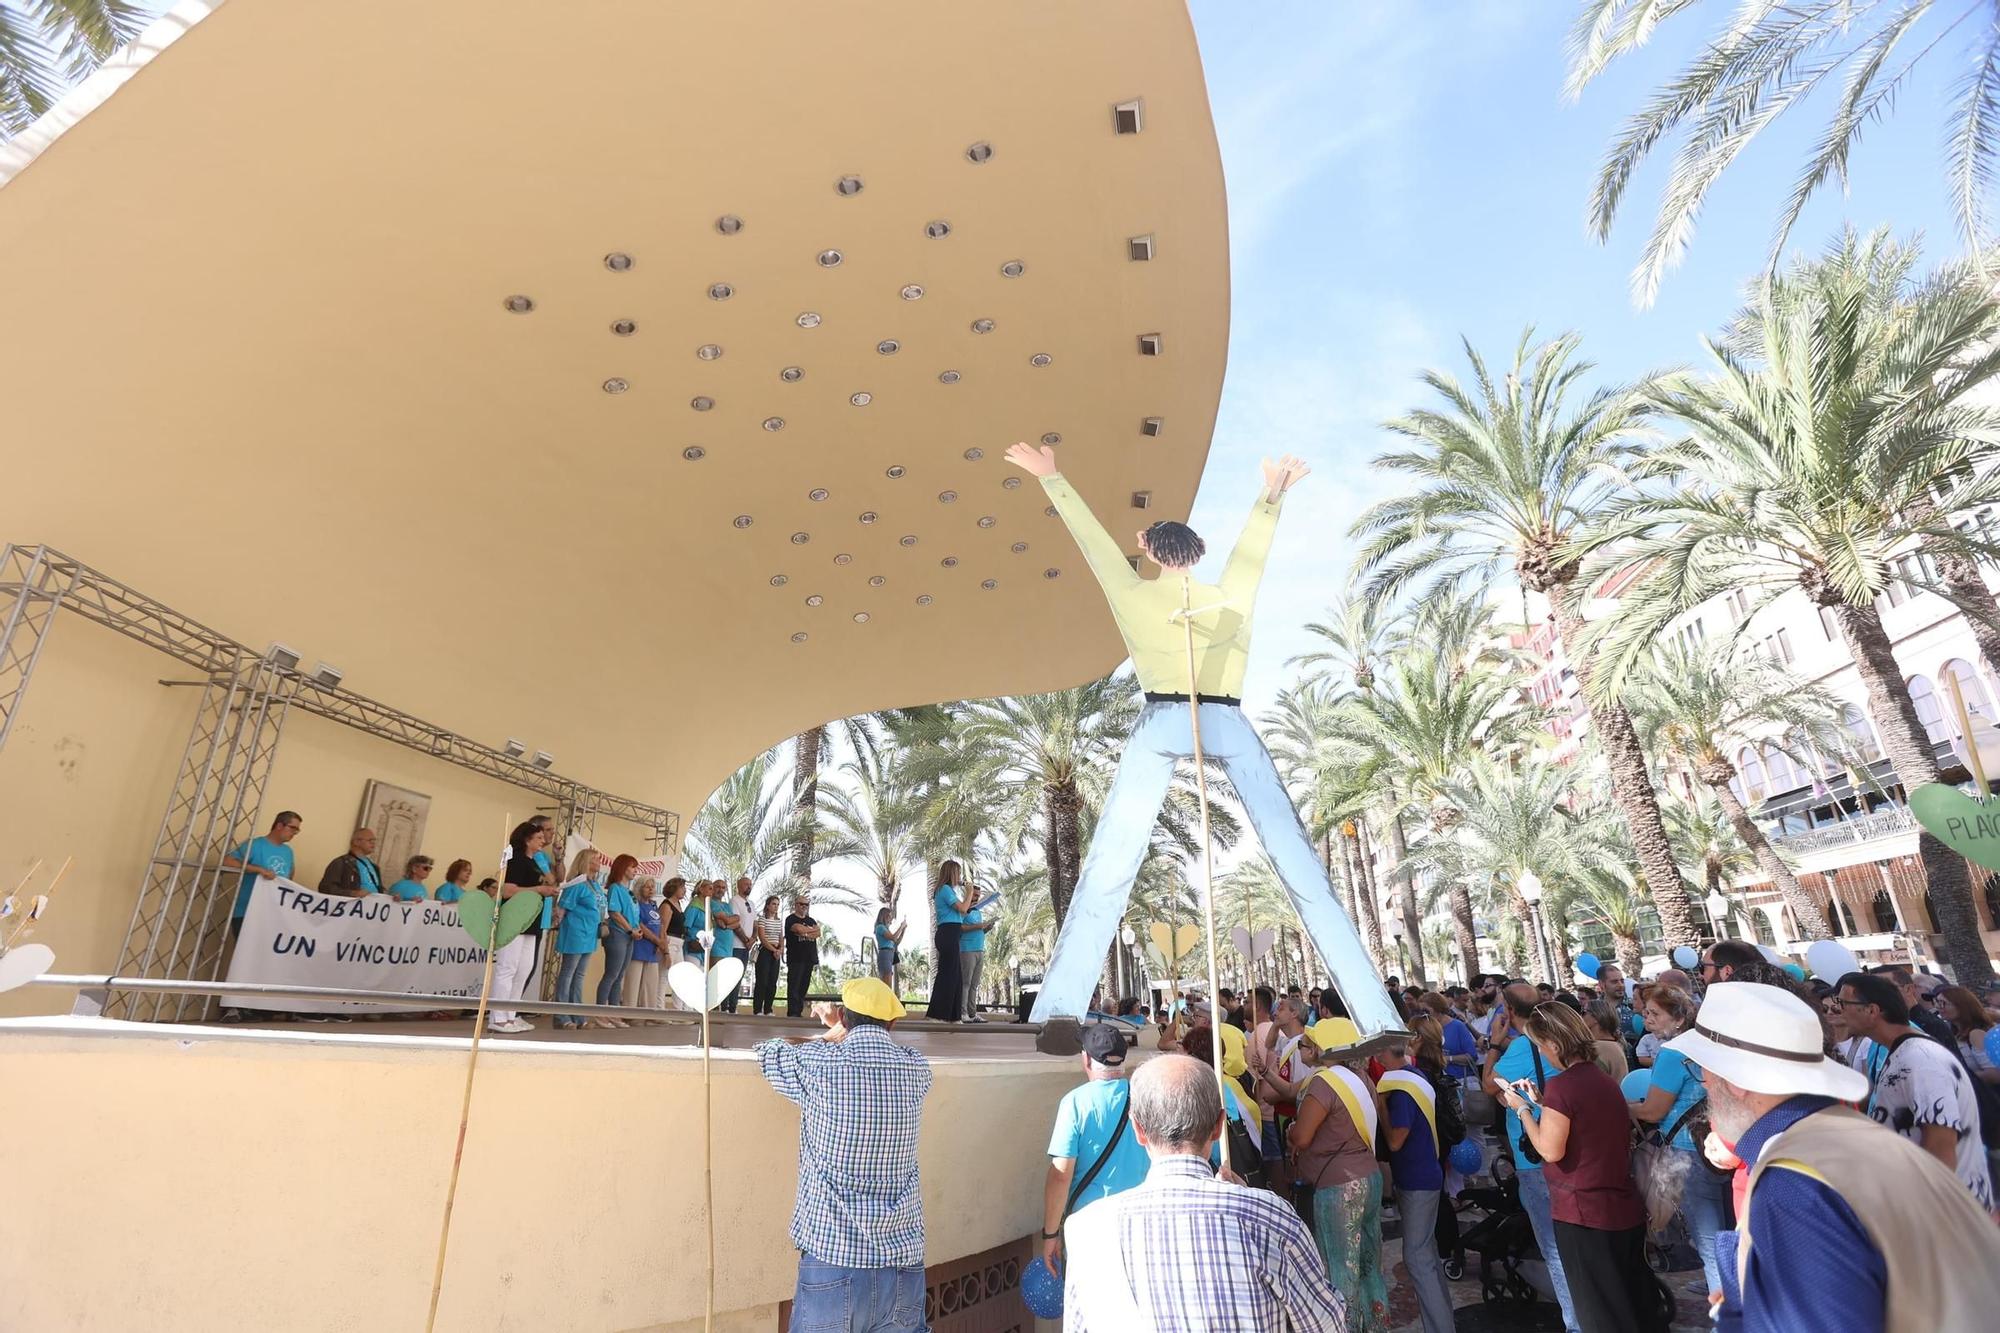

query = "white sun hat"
[{"left": 1662, "top": 981, "right": 1867, "bottom": 1102}]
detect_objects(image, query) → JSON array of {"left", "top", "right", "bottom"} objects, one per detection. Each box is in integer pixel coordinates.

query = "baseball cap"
[
  {"left": 1081, "top": 1022, "right": 1128, "bottom": 1066},
  {"left": 840, "top": 977, "right": 906, "bottom": 1022}
]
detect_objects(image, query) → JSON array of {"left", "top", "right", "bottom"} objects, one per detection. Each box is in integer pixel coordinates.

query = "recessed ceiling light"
[
  {"left": 605, "top": 253, "right": 634, "bottom": 272},
  {"left": 691, "top": 396, "right": 714, "bottom": 411},
  {"left": 925, "top": 220, "right": 952, "bottom": 239},
  {"left": 797, "top": 312, "right": 822, "bottom": 328},
  {"left": 1045, "top": 505, "right": 1058, "bottom": 517},
  {"left": 971, "top": 318, "right": 996, "bottom": 334},
  {"left": 917, "top": 593, "right": 934, "bottom": 605},
  {"left": 836, "top": 175, "right": 864, "bottom": 196},
  {"left": 683, "top": 446, "right": 706, "bottom": 461},
  {"left": 505, "top": 294, "right": 535, "bottom": 313},
  {"left": 791, "top": 631, "right": 808, "bottom": 643},
  {"left": 1142, "top": 417, "right": 1165, "bottom": 436},
  {"left": 1011, "top": 542, "right": 1028, "bottom": 553},
  {"left": 868, "top": 575, "right": 886, "bottom": 587},
  {"left": 697, "top": 343, "right": 723, "bottom": 360},
  {"left": 834, "top": 553, "right": 853, "bottom": 565},
  {"left": 611, "top": 318, "right": 636, "bottom": 335},
  {"left": 981, "top": 579, "right": 999, "bottom": 590},
  {"left": 809, "top": 488, "right": 830, "bottom": 501},
  {"left": 1042, "top": 432, "right": 1062, "bottom": 445},
  {"left": 817, "top": 249, "right": 844, "bottom": 268},
  {"left": 770, "top": 574, "right": 788, "bottom": 586},
  {"left": 1001, "top": 260, "right": 1025, "bottom": 278},
  {"left": 938, "top": 490, "right": 957, "bottom": 503},
  {"left": 763, "top": 417, "right": 786, "bottom": 431},
  {"left": 853, "top": 612, "right": 870, "bottom": 623},
  {"left": 1132, "top": 490, "right": 1152, "bottom": 509},
  {"left": 966, "top": 141, "right": 994, "bottom": 163},
  {"left": 716, "top": 215, "right": 744, "bottom": 235},
  {"left": 1044, "top": 568, "right": 1061, "bottom": 579},
  {"left": 899, "top": 534, "right": 918, "bottom": 547},
  {"left": 791, "top": 531, "right": 811, "bottom": 545},
  {"left": 806, "top": 595, "right": 824, "bottom": 607},
  {"left": 1113, "top": 99, "right": 1145, "bottom": 134},
  {"left": 877, "top": 339, "right": 900, "bottom": 355},
  {"left": 708, "top": 282, "right": 734, "bottom": 301},
  {"left": 941, "top": 556, "right": 960, "bottom": 568},
  {"left": 977, "top": 515, "right": 996, "bottom": 528},
  {"left": 1030, "top": 353, "right": 1053, "bottom": 367},
  {"left": 886, "top": 465, "right": 907, "bottom": 479},
  {"left": 1128, "top": 235, "right": 1156, "bottom": 262},
  {"left": 851, "top": 391, "right": 873, "bottom": 406},
  {"left": 939, "top": 370, "right": 962, "bottom": 384},
  {"left": 963, "top": 447, "right": 983, "bottom": 461},
  {"left": 781, "top": 366, "right": 805, "bottom": 382},
  {"left": 603, "top": 377, "right": 629, "bottom": 394},
  {"left": 900, "top": 284, "right": 925, "bottom": 301},
  {"left": 859, "top": 511, "right": 879, "bottom": 524},
  {"left": 1138, "top": 333, "right": 1163, "bottom": 356},
  {"left": 1002, "top": 477, "right": 1022, "bottom": 490},
  {"left": 733, "top": 515, "right": 754, "bottom": 529}
]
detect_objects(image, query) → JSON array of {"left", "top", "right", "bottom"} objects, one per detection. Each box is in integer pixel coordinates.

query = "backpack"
[
  {"left": 1432, "top": 1069, "right": 1468, "bottom": 1150},
  {"left": 1225, "top": 1115, "right": 1269, "bottom": 1190}
]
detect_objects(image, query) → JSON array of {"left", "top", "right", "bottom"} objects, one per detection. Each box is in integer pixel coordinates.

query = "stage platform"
[{"left": 0, "top": 1010, "right": 1075, "bottom": 1332}]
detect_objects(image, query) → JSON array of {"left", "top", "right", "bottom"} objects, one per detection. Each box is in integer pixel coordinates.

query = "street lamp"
[
  {"left": 1705, "top": 889, "right": 1732, "bottom": 941},
  {"left": 1009, "top": 954, "right": 1021, "bottom": 1009},
  {"left": 1117, "top": 924, "right": 1137, "bottom": 998},
  {"left": 1517, "top": 870, "right": 1555, "bottom": 984},
  {"left": 1387, "top": 913, "right": 1408, "bottom": 978}
]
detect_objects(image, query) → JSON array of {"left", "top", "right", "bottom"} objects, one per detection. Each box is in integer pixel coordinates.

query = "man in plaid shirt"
[
  {"left": 756, "top": 976, "right": 934, "bottom": 1332},
  {"left": 1064, "top": 1054, "right": 1346, "bottom": 1331}
]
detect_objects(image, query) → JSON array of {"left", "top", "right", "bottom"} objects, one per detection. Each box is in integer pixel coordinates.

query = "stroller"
[{"left": 1455, "top": 1152, "right": 1553, "bottom": 1314}]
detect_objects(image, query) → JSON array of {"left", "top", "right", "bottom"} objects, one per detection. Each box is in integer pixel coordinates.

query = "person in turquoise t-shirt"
[
  {"left": 221, "top": 809, "right": 302, "bottom": 925},
  {"left": 925, "top": 862, "right": 972, "bottom": 1021},
  {"left": 1484, "top": 986, "right": 1581, "bottom": 1333},
  {"left": 958, "top": 892, "right": 995, "bottom": 1024},
  {"left": 595, "top": 854, "right": 642, "bottom": 1026},
  {"left": 553, "top": 853, "right": 607, "bottom": 1031},
  {"left": 683, "top": 881, "right": 710, "bottom": 967},
  {"left": 387, "top": 854, "right": 434, "bottom": 902},
  {"left": 434, "top": 858, "right": 471, "bottom": 904},
  {"left": 1628, "top": 983, "right": 1729, "bottom": 1296},
  {"left": 1042, "top": 1023, "right": 1151, "bottom": 1271}
]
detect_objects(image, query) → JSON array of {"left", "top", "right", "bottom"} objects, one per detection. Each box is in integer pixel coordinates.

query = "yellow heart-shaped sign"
[
  {"left": 1173, "top": 924, "right": 1200, "bottom": 960},
  {"left": 1148, "top": 922, "right": 1172, "bottom": 960}
]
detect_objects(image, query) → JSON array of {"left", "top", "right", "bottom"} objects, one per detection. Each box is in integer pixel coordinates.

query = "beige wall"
[
  {"left": 0, "top": 619, "right": 655, "bottom": 1017},
  {"left": 0, "top": 1024, "right": 1075, "bottom": 1331}
]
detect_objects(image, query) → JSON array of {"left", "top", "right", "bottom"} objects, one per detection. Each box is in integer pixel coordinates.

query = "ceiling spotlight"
[
  {"left": 791, "top": 531, "right": 811, "bottom": 545},
  {"left": 1002, "top": 477, "right": 1022, "bottom": 490},
  {"left": 781, "top": 366, "right": 805, "bottom": 382},
  {"left": 971, "top": 318, "right": 996, "bottom": 334},
  {"left": 791, "top": 632, "right": 809, "bottom": 643},
  {"left": 1011, "top": 542, "right": 1028, "bottom": 554},
  {"left": 963, "top": 447, "right": 984, "bottom": 461},
  {"left": 603, "top": 377, "right": 630, "bottom": 394},
  {"left": 833, "top": 553, "right": 853, "bottom": 566},
  {"left": 1044, "top": 568, "right": 1061, "bottom": 579},
  {"left": 611, "top": 318, "right": 636, "bottom": 336},
  {"left": 1113, "top": 99, "right": 1145, "bottom": 134},
  {"left": 941, "top": 556, "right": 960, "bottom": 568},
  {"left": 977, "top": 515, "right": 996, "bottom": 528},
  {"left": 1001, "top": 260, "right": 1025, "bottom": 278},
  {"left": 836, "top": 175, "right": 864, "bottom": 196},
  {"left": 938, "top": 490, "right": 958, "bottom": 503},
  {"left": 868, "top": 575, "right": 886, "bottom": 587},
  {"left": 899, "top": 534, "right": 918, "bottom": 547},
  {"left": 1128, "top": 235, "right": 1156, "bottom": 261},
  {"left": 859, "top": 511, "right": 879, "bottom": 524},
  {"left": 850, "top": 391, "right": 873, "bottom": 406},
  {"left": 1045, "top": 505, "right": 1058, "bottom": 517},
  {"left": 981, "top": 579, "right": 999, "bottom": 590},
  {"left": 853, "top": 612, "right": 871, "bottom": 624},
  {"left": 770, "top": 574, "right": 789, "bottom": 587},
  {"left": 1138, "top": 332, "right": 1163, "bottom": 356},
  {"left": 605, "top": 252, "right": 634, "bottom": 272},
  {"left": 939, "top": 370, "right": 962, "bottom": 384},
  {"left": 806, "top": 595, "right": 824, "bottom": 607},
  {"left": 966, "top": 141, "right": 994, "bottom": 163},
  {"left": 1142, "top": 416, "right": 1165, "bottom": 436},
  {"left": 797, "top": 312, "right": 822, "bottom": 328},
  {"left": 697, "top": 344, "right": 723, "bottom": 360},
  {"left": 503, "top": 738, "right": 527, "bottom": 758},
  {"left": 1029, "top": 353, "right": 1053, "bottom": 367},
  {"left": 1132, "top": 490, "right": 1153, "bottom": 509},
  {"left": 532, "top": 750, "right": 555, "bottom": 770},
  {"left": 1041, "top": 432, "right": 1062, "bottom": 445},
  {"left": 925, "top": 220, "right": 952, "bottom": 239},
  {"left": 683, "top": 446, "right": 706, "bottom": 461},
  {"left": 886, "top": 465, "right": 907, "bottom": 478},
  {"left": 691, "top": 396, "right": 714, "bottom": 411},
  {"left": 877, "top": 339, "right": 900, "bottom": 355},
  {"left": 310, "top": 662, "right": 344, "bottom": 691},
  {"left": 917, "top": 593, "right": 934, "bottom": 605},
  {"left": 265, "top": 642, "right": 301, "bottom": 672},
  {"left": 809, "top": 488, "right": 830, "bottom": 501},
  {"left": 708, "top": 282, "right": 734, "bottom": 301},
  {"left": 733, "top": 515, "right": 754, "bottom": 529},
  {"left": 716, "top": 214, "right": 744, "bottom": 234},
  {"left": 900, "top": 284, "right": 925, "bottom": 301},
  {"left": 504, "top": 295, "right": 535, "bottom": 313},
  {"left": 763, "top": 417, "right": 786, "bottom": 432},
  {"left": 818, "top": 249, "right": 844, "bottom": 268}
]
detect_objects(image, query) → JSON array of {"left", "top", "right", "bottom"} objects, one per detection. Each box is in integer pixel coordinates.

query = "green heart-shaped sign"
[
  {"left": 1909, "top": 782, "right": 2000, "bottom": 871},
  {"left": 457, "top": 889, "right": 542, "bottom": 951}
]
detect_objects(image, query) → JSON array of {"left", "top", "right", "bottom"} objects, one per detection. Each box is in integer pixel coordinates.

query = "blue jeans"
[
  {"left": 790, "top": 1254, "right": 928, "bottom": 1332},
  {"left": 555, "top": 949, "right": 592, "bottom": 1028},
  {"left": 1028, "top": 701, "right": 1399, "bottom": 1038},
  {"left": 1676, "top": 1147, "right": 1733, "bottom": 1294},
  {"left": 1516, "top": 1167, "right": 1581, "bottom": 1333},
  {"left": 596, "top": 929, "right": 632, "bottom": 1007}
]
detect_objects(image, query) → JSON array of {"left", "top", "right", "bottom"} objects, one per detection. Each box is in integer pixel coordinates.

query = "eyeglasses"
[{"left": 1826, "top": 997, "right": 1874, "bottom": 1011}]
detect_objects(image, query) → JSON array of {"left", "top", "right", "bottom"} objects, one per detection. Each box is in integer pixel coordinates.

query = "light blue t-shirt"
[
  {"left": 683, "top": 902, "right": 708, "bottom": 963},
  {"left": 387, "top": 878, "right": 429, "bottom": 903},
  {"left": 607, "top": 882, "right": 639, "bottom": 933},
  {"left": 556, "top": 879, "right": 607, "bottom": 955},
  {"left": 532, "top": 849, "right": 553, "bottom": 876},
  {"left": 1492, "top": 1036, "right": 1548, "bottom": 1173},
  {"left": 1049, "top": 1079, "right": 1149, "bottom": 1209},
  {"left": 874, "top": 924, "right": 895, "bottom": 953},
  {"left": 229, "top": 836, "right": 294, "bottom": 918},
  {"left": 706, "top": 899, "right": 740, "bottom": 959},
  {"left": 434, "top": 883, "right": 464, "bottom": 903},
  {"left": 934, "top": 883, "right": 963, "bottom": 926},
  {"left": 960, "top": 905, "right": 986, "bottom": 952},
  {"left": 1649, "top": 1046, "right": 1706, "bottom": 1152}
]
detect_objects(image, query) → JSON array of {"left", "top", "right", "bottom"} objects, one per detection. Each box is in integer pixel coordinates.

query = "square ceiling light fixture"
[
  {"left": 1128, "top": 235, "right": 1155, "bottom": 261},
  {"left": 1114, "top": 99, "right": 1145, "bottom": 134},
  {"left": 1141, "top": 416, "right": 1165, "bottom": 437},
  {"left": 1138, "top": 333, "right": 1163, "bottom": 356},
  {"left": 1132, "top": 491, "right": 1153, "bottom": 510}
]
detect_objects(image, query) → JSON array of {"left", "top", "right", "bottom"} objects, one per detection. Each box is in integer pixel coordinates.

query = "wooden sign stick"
[
  {"left": 5, "top": 855, "right": 69, "bottom": 950},
  {"left": 1179, "top": 575, "right": 1233, "bottom": 1174}
]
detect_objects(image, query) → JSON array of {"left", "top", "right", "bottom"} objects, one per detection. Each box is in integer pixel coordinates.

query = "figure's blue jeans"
[
  {"left": 1028, "top": 700, "right": 1400, "bottom": 1038},
  {"left": 1516, "top": 1167, "right": 1582, "bottom": 1333},
  {"left": 790, "top": 1254, "right": 928, "bottom": 1332}
]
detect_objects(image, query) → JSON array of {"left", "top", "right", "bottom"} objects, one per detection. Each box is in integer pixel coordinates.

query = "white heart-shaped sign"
[
  {"left": 1228, "top": 926, "right": 1277, "bottom": 962},
  {"left": 0, "top": 944, "right": 55, "bottom": 994},
  {"left": 667, "top": 957, "right": 746, "bottom": 1012}
]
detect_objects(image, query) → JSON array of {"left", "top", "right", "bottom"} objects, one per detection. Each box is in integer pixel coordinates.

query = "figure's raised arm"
[
  {"left": 1009, "top": 442, "right": 1140, "bottom": 590},
  {"left": 1219, "top": 455, "right": 1306, "bottom": 601}
]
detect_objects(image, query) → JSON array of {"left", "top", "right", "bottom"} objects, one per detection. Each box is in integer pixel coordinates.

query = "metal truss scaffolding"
[{"left": 0, "top": 544, "right": 679, "bottom": 1018}]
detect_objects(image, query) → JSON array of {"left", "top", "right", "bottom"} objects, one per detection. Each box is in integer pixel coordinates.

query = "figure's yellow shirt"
[{"left": 1041, "top": 474, "right": 1280, "bottom": 697}]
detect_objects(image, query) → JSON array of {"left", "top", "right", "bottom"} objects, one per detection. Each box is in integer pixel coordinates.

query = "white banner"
[{"left": 225, "top": 878, "right": 489, "bottom": 1012}]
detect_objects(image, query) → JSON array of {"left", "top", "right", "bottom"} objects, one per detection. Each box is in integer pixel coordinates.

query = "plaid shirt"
[
  {"left": 755, "top": 1026, "right": 933, "bottom": 1268},
  {"left": 1064, "top": 1155, "right": 1346, "bottom": 1332}
]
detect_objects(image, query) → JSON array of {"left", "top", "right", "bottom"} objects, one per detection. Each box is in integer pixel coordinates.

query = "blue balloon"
[
  {"left": 1448, "top": 1139, "right": 1484, "bottom": 1175},
  {"left": 1986, "top": 1027, "right": 2000, "bottom": 1069},
  {"left": 1620, "top": 1069, "right": 1652, "bottom": 1102},
  {"left": 1627, "top": 1012, "right": 1646, "bottom": 1038},
  {"left": 1783, "top": 963, "right": 1806, "bottom": 982},
  {"left": 1575, "top": 952, "right": 1601, "bottom": 979},
  {"left": 1022, "top": 1256, "right": 1064, "bottom": 1319}
]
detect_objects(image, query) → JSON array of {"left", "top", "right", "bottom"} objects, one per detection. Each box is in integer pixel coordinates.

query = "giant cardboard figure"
[{"left": 1003, "top": 443, "right": 1399, "bottom": 1037}]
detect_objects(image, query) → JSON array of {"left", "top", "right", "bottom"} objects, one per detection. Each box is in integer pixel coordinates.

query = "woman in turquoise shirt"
[
  {"left": 387, "top": 855, "right": 434, "bottom": 902},
  {"left": 924, "top": 861, "right": 971, "bottom": 1021},
  {"left": 553, "top": 850, "right": 607, "bottom": 1031},
  {"left": 594, "top": 853, "right": 642, "bottom": 1027},
  {"left": 873, "top": 908, "right": 907, "bottom": 988},
  {"left": 1627, "top": 983, "right": 1729, "bottom": 1296},
  {"left": 434, "top": 858, "right": 471, "bottom": 904}
]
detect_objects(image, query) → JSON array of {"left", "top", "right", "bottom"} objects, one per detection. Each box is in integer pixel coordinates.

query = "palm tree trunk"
[
  {"left": 790, "top": 725, "right": 824, "bottom": 885},
  {"left": 1708, "top": 778, "right": 1832, "bottom": 938},
  {"left": 1449, "top": 881, "right": 1480, "bottom": 982},
  {"left": 1332, "top": 833, "right": 1359, "bottom": 922},
  {"left": 1382, "top": 809, "right": 1427, "bottom": 986},
  {"left": 1548, "top": 910, "right": 1575, "bottom": 983},
  {"left": 1507, "top": 893, "right": 1544, "bottom": 984},
  {"left": 1553, "top": 599, "right": 1700, "bottom": 947},
  {"left": 1049, "top": 782, "right": 1084, "bottom": 926},
  {"left": 1830, "top": 599, "right": 1996, "bottom": 983},
  {"left": 1614, "top": 930, "right": 1642, "bottom": 979},
  {"left": 1043, "top": 789, "right": 1069, "bottom": 923},
  {"left": 1930, "top": 544, "right": 2000, "bottom": 679},
  {"left": 1350, "top": 826, "right": 1386, "bottom": 976}
]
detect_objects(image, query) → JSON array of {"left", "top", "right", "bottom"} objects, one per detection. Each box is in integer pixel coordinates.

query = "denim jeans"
[
  {"left": 1675, "top": 1147, "right": 1734, "bottom": 1294},
  {"left": 1516, "top": 1167, "right": 1582, "bottom": 1333},
  {"left": 555, "top": 949, "right": 592, "bottom": 1028},
  {"left": 1394, "top": 1186, "right": 1455, "bottom": 1333},
  {"left": 1028, "top": 701, "right": 1399, "bottom": 1038},
  {"left": 790, "top": 1254, "right": 928, "bottom": 1332},
  {"left": 596, "top": 929, "right": 631, "bottom": 1007}
]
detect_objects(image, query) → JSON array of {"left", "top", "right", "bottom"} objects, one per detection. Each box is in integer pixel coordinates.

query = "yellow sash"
[
  {"left": 1378, "top": 1069, "right": 1439, "bottom": 1155},
  {"left": 1312, "top": 1066, "right": 1378, "bottom": 1143}
]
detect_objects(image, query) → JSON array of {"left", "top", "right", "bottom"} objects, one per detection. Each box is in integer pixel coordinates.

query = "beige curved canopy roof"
[{"left": 0, "top": 0, "right": 1229, "bottom": 822}]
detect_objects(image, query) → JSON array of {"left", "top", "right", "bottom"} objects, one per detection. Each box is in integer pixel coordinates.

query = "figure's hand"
[
  {"left": 1005, "top": 442, "right": 1059, "bottom": 477},
  {"left": 1261, "top": 454, "right": 1309, "bottom": 495},
  {"left": 1041, "top": 1234, "right": 1062, "bottom": 1271}
]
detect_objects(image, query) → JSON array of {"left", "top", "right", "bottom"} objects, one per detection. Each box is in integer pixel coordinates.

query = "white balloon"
[
  {"left": 1756, "top": 944, "right": 1783, "bottom": 964},
  {"left": 1671, "top": 945, "right": 1699, "bottom": 970},
  {"left": 1805, "top": 938, "right": 1860, "bottom": 983},
  {"left": 0, "top": 944, "right": 55, "bottom": 994}
]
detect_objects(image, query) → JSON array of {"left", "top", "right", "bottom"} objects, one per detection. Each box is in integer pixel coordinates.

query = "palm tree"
[
  {"left": 1353, "top": 330, "right": 1702, "bottom": 950},
  {"left": 1585, "top": 243, "right": 2000, "bottom": 983},
  {"left": 682, "top": 751, "right": 868, "bottom": 910},
  {"left": 0, "top": 1, "right": 148, "bottom": 139},
  {"left": 1663, "top": 788, "right": 1758, "bottom": 910},
  {"left": 1572, "top": 862, "right": 1647, "bottom": 979},
  {"left": 1420, "top": 919, "right": 1459, "bottom": 985},
  {"left": 1564, "top": 0, "right": 2000, "bottom": 304},
  {"left": 1628, "top": 639, "right": 1839, "bottom": 938},
  {"left": 1294, "top": 595, "right": 1403, "bottom": 691},
  {"left": 786, "top": 714, "right": 880, "bottom": 888},
  {"left": 816, "top": 746, "right": 922, "bottom": 912}
]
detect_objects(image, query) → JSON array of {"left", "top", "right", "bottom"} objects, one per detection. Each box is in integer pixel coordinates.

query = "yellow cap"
[
  {"left": 1305, "top": 1018, "right": 1359, "bottom": 1053},
  {"left": 840, "top": 977, "right": 907, "bottom": 1022}
]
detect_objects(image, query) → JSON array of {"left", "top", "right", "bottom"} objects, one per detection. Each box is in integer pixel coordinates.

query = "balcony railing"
[{"left": 1770, "top": 805, "right": 1916, "bottom": 854}]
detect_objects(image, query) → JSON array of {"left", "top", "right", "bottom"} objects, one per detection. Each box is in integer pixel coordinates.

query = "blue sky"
[{"left": 1180, "top": 2, "right": 1964, "bottom": 715}]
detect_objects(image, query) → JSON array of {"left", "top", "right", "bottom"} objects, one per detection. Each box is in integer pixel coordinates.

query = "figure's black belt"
[{"left": 1143, "top": 692, "right": 1242, "bottom": 706}]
